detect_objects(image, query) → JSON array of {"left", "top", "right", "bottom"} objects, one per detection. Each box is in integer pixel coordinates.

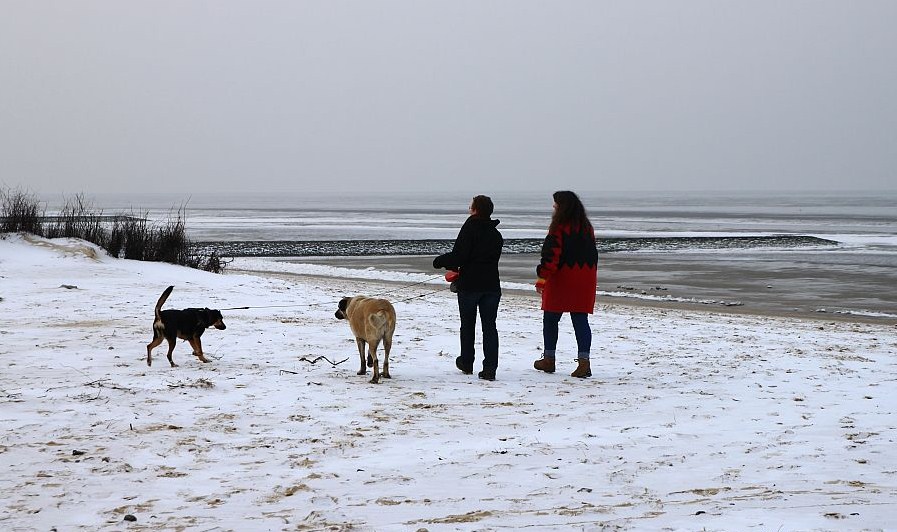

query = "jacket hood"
[{"left": 468, "top": 216, "right": 500, "bottom": 228}]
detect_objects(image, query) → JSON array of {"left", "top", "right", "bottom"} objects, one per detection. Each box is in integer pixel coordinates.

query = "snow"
[{"left": 1, "top": 233, "right": 895, "bottom": 531}]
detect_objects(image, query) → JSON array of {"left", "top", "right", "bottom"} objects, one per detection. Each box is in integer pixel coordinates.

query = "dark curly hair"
[{"left": 549, "top": 190, "right": 592, "bottom": 232}]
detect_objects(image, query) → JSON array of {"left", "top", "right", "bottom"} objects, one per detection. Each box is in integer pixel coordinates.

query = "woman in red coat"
[{"left": 533, "top": 191, "right": 598, "bottom": 378}]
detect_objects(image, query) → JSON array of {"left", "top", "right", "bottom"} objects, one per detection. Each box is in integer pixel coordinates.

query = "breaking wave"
[{"left": 195, "top": 235, "right": 838, "bottom": 258}]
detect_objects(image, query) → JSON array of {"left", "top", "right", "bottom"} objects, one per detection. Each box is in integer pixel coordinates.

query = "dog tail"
[{"left": 155, "top": 286, "right": 174, "bottom": 322}]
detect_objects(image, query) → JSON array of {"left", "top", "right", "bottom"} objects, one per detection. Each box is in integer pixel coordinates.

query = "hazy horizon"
[{"left": 2, "top": 1, "right": 895, "bottom": 196}]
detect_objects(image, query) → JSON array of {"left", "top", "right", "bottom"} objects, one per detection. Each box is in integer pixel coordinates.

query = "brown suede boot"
[
  {"left": 571, "top": 359, "right": 591, "bottom": 378},
  {"left": 533, "top": 356, "right": 555, "bottom": 373}
]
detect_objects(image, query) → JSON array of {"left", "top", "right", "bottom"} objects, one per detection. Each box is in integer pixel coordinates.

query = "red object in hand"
[{"left": 445, "top": 270, "right": 460, "bottom": 282}]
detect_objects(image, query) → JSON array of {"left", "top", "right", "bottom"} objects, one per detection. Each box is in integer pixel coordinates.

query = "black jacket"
[{"left": 433, "top": 216, "right": 503, "bottom": 293}]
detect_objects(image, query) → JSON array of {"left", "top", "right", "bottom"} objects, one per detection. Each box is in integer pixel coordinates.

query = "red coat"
[{"left": 536, "top": 223, "right": 598, "bottom": 313}]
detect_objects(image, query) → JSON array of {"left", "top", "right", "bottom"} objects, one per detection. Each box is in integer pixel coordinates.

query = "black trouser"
[{"left": 457, "top": 290, "right": 501, "bottom": 371}]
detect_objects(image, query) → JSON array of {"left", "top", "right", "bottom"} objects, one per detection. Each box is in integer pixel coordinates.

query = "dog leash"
[
  {"left": 220, "top": 275, "right": 448, "bottom": 311},
  {"left": 219, "top": 303, "right": 318, "bottom": 311},
  {"left": 393, "top": 286, "right": 452, "bottom": 303},
  {"left": 368, "top": 275, "right": 444, "bottom": 298}
]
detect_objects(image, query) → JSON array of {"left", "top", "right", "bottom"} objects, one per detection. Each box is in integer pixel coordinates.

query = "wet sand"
[{"left": 278, "top": 252, "right": 897, "bottom": 325}]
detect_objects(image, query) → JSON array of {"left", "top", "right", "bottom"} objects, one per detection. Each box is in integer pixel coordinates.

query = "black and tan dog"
[
  {"left": 335, "top": 296, "right": 396, "bottom": 384},
  {"left": 146, "top": 285, "right": 226, "bottom": 367}
]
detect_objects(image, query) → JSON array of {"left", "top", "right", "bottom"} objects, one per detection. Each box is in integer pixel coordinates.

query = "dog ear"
[{"left": 338, "top": 298, "right": 349, "bottom": 312}]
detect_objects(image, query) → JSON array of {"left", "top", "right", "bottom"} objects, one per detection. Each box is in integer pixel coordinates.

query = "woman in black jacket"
[{"left": 432, "top": 195, "right": 504, "bottom": 381}]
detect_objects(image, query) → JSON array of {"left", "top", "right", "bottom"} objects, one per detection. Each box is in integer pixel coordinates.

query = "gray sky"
[{"left": 2, "top": 1, "right": 895, "bottom": 195}]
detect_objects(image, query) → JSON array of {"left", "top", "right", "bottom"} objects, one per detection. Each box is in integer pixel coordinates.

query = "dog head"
[
  {"left": 335, "top": 297, "right": 352, "bottom": 320},
  {"left": 203, "top": 308, "right": 227, "bottom": 330}
]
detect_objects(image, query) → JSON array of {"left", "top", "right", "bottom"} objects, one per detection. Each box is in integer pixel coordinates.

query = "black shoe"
[
  {"left": 478, "top": 369, "right": 495, "bottom": 381},
  {"left": 455, "top": 356, "right": 473, "bottom": 375}
]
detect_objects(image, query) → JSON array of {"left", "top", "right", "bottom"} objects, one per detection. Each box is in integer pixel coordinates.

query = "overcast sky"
[{"left": 1, "top": 1, "right": 895, "bottom": 196}]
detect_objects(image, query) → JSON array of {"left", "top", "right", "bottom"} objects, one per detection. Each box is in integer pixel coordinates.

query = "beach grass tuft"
[{"left": 0, "top": 187, "right": 223, "bottom": 273}]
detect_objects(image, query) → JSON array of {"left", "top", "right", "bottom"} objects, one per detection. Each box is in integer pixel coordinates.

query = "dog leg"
[
  {"left": 190, "top": 337, "right": 210, "bottom": 363},
  {"left": 165, "top": 338, "right": 178, "bottom": 367},
  {"left": 381, "top": 335, "right": 392, "bottom": 379},
  {"left": 356, "top": 338, "right": 366, "bottom": 375},
  {"left": 368, "top": 341, "right": 380, "bottom": 384},
  {"left": 146, "top": 336, "right": 164, "bottom": 367}
]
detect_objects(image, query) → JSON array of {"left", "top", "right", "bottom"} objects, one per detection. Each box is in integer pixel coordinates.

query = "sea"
[{"left": 51, "top": 190, "right": 897, "bottom": 321}]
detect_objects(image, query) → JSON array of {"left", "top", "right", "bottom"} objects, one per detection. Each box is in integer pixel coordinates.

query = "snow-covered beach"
[{"left": 2, "top": 233, "right": 896, "bottom": 530}]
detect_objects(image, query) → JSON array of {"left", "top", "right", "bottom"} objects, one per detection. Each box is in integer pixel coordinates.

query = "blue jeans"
[
  {"left": 457, "top": 290, "right": 501, "bottom": 371},
  {"left": 543, "top": 311, "right": 591, "bottom": 360}
]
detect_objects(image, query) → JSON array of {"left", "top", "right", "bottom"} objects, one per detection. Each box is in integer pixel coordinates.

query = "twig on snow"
[{"left": 298, "top": 355, "right": 349, "bottom": 366}]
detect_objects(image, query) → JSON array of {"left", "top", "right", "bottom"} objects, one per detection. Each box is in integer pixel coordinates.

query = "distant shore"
[{"left": 249, "top": 251, "right": 897, "bottom": 325}]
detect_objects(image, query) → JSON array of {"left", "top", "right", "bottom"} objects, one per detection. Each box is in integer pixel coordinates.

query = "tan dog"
[{"left": 334, "top": 296, "right": 396, "bottom": 384}]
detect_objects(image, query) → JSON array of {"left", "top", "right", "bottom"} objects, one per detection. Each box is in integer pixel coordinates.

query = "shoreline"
[
  {"left": 230, "top": 250, "right": 897, "bottom": 325},
  {"left": 232, "top": 266, "right": 897, "bottom": 326},
  {"left": 365, "top": 252, "right": 893, "bottom": 323}
]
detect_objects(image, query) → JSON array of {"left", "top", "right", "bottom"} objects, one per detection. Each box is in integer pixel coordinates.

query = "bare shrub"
[
  {"left": 117, "top": 215, "right": 151, "bottom": 260},
  {"left": 0, "top": 188, "right": 44, "bottom": 235},
  {"left": 150, "top": 209, "right": 189, "bottom": 264},
  {"left": 1, "top": 188, "right": 224, "bottom": 273},
  {"left": 46, "top": 194, "right": 106, "bottom": 246}
]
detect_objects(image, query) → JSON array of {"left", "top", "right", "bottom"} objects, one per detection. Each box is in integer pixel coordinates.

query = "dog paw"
[
  {"left": 369, "top": 377, "right": 380, "bottom": 384},
  {"left": 382, "top": 372, "right": 391, "bottom": 379},
  {"left": 357, "top": 369, "right": 366, "bottom": 376}
]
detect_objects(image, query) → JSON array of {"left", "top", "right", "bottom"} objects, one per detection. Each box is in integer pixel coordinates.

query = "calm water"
[
  {"left": 67, "top": 189, "right": 897, "bottom": 244},
  {"left": 44, "top": 190, "right": 897, "bottom": 319}
]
